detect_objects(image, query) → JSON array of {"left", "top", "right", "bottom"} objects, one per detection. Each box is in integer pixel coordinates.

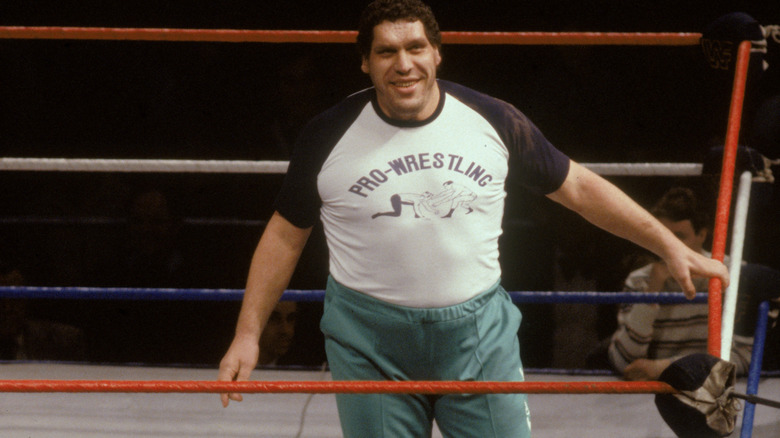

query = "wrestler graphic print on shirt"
[{"left": 370, "top": 180, "right": 476, "bottom": 219}]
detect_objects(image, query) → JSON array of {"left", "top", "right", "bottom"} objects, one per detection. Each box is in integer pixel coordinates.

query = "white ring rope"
[
  {"left": 0, "top": 157, "right": 289, "bottom": 174},
  {"left": 0, "top": 157, "right": 702, "bottom": 176},
  {"left": 583, "top": 162, "right": 703, "bottom": 176}
]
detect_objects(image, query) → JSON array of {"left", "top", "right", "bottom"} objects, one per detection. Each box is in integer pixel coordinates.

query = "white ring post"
[{"left": 721, "top": 171, "right": 753, "bottom": 360}]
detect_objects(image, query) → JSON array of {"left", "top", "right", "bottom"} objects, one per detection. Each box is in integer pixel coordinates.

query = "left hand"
[
  {"left": 623, "top": 358, "right": 673, "bottom": 381},
  {"left": 663, "top": 247, "right": 729, "bottom": 299}
]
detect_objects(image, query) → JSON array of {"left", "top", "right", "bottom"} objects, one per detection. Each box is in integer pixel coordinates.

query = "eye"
[{"left": 375, "top": 47, "right": 396, "bottom": 56}]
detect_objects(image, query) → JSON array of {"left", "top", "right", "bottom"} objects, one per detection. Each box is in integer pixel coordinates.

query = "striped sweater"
[{"left": 608, "top": 254, "right": 753, "bottom": 375}]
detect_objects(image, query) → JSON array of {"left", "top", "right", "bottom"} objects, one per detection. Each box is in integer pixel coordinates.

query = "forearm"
[
  {"left": 233, "top": 211, "right": 312, "bottom": 341},
  {"left": 547, "top": 161, "right": 685, "bottom": 259},
  {"left": 547, "top": 161, "right": 729, "bottom": 297}
]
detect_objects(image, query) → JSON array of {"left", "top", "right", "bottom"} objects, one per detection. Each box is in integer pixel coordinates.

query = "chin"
[{"left": 390, "top": 103, "right": 426, "bottom": 119}]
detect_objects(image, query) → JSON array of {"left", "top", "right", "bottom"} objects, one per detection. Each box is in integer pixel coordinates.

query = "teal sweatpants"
[{"left": 320, "top": 276, "right": 531, "bottom": 438}]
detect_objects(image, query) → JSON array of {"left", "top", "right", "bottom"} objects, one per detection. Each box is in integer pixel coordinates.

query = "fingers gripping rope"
[{"left": 0, "top": 380, "right": 676, "bottom": 394}]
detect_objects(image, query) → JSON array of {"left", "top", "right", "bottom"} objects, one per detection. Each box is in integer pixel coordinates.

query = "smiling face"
[{"left": 361, "top": 19, "right": 442, "bottom": 121}]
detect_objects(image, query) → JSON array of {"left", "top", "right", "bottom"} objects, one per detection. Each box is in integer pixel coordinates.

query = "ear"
[
  {"left": 433, "top": 46, "right": 442, "bottom": 67},
  {"left": 361, "top": 57, "right": 370, "bottom": 74}
]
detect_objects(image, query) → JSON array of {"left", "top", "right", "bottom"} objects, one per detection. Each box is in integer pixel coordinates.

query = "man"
[
  {"left": 257, "top": 301, "right": 297, "bottom": 366},
  {"left": 608, "top": 187, "right": 750, "bottom": 381},
  {"left": 218, "top": 1, "right": 728, "bottom": 436}
]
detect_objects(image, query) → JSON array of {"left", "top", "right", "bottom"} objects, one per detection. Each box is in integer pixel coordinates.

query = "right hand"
[{"left": 217, "top": 334, "right": 260, "bottom": 407}]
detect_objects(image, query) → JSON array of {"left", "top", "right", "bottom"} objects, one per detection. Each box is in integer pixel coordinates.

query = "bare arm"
[
  {"left": 218, "top": 211, "right": 312, "bottom": 407},
  {"left": 546, "top": 161, "right": 729, "bottom": 298}
]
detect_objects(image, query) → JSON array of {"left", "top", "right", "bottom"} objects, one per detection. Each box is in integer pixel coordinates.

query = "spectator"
[
  {"left": 257, "top": 301, "right": 298, "bottom": 366},
  {"left": 95, "top": 188, "right": 192, "bottom": 288},
  {"left": 608, "top": 187, "right": 750, "bottom": 380},
  {"left": 0, "top": 260, "right": 87, "bottom": 361}
]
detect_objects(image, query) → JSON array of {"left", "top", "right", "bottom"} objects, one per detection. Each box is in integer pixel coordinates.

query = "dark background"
[{"left": 1, "top": 1, "right": 778, "bottom": 368}]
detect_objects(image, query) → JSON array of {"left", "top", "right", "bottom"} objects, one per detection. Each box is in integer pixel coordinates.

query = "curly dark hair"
[
  {"left": 357, "top": 0, "right": 441, "bottom": 59},
  {"left": 651, "top": 187, "right": 710, "bottom": 233}
]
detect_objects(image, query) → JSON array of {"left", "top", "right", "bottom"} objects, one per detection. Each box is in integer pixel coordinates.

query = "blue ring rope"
[{"left": 0, "top": 286, "right": 708, "bottom": 304}]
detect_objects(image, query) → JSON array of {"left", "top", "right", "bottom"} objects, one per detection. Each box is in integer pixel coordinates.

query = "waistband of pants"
[{"left": 325, "top": 276, "right": 504, "bottom": 324}]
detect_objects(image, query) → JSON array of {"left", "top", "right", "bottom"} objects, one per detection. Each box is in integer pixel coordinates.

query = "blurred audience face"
[
  {"left": 258, "top": 301, "right": 298, "bottom": 364},
  {"left": 0, "top": 298, "right": 26, "bottom": 338},
  {"left": 129, "top": 190, "right": 176, "bottom": 255},
  {"left": 0, "top": 268, "right": 26, "bottom": 338},
  {"left": 659, "top": 218, "right": 707, "bottom": 253}
]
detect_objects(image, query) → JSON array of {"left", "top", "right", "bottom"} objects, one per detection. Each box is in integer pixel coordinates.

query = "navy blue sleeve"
[
  {"left": 439, "top": 80, "right": 570, "bottom": 195},
  {"left": 503, "top": 108, "right": 570, "bottom": 195},
  {"left": 272, "top": 90, "right": 371, "bottom": 228}
]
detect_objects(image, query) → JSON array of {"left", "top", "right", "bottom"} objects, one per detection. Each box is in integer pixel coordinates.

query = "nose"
[{"left": 394, "top": 50, "right": 413, "bottom": 73}]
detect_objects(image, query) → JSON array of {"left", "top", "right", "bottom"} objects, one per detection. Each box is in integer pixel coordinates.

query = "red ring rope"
[
  {"left": 0, "top": 379, "right": 675, "bottom": 394},
  {"left": 0, "top": 26, "right": 702, "bottom": 45}
]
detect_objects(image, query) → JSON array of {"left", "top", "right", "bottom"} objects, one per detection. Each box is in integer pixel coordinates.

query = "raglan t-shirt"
[{"left": 274, "top": 80, "right": 570, "bottom": 307}]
